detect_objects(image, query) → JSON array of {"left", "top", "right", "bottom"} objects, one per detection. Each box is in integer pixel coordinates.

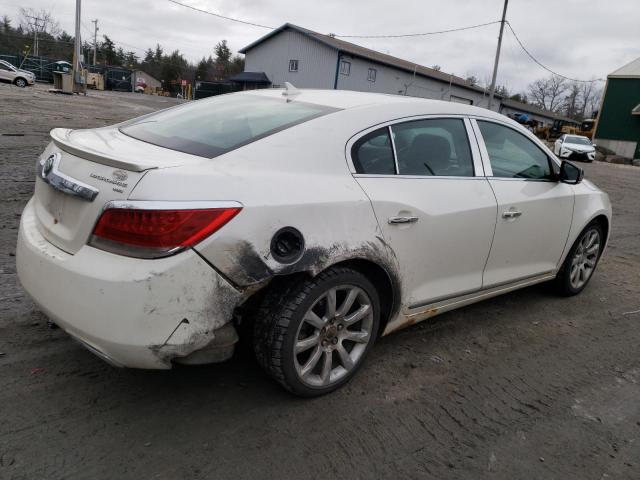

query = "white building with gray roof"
[{"left": 236, "top": 23, "right": 568, "bottom": 125}]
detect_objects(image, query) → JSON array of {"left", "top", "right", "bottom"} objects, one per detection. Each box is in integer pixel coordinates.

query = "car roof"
[{"left": 243, "top": 88, "right": 508, "bottom": 122}]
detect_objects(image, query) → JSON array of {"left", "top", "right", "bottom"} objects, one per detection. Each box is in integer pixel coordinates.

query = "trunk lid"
[{"left": 33, "top": 127, "right": 206, "bottom": 254}]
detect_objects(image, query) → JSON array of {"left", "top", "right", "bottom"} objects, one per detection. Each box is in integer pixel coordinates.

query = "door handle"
[
  {"left": 388, "top": 216, "right": 419, "bottom": 225},
  {"left": 502, "top": 210, "right": 522, "bottom": 219}
]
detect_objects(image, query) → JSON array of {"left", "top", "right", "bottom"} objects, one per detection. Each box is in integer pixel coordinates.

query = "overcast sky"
[{"left": 1, "top": 0, "right": 638, "bottom": 93}]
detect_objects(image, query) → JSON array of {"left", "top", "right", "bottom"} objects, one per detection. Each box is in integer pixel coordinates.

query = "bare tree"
[
  {"left": 528, "top": 75, "right": 569, "bottom": 112},
  {"left": 578, "top": 80, "right": 602, "bottom": 119},
  {"left": 564, "top": 82, "right": 581, "bottom": 119},
  {"left": 465, "top": 75, "right": 479, "bottom": 86},
  {"left": 528, "top": 78, "right": 550, "bottom": 110},
  {"left": 587, "top": 86, "right": 603, "bottom": 118},
  {"left": 19, "top": 8, "right": 60, "bottom": 37},
  {"left": 548, "top": 75, "right": 569, "bottom": 112}
]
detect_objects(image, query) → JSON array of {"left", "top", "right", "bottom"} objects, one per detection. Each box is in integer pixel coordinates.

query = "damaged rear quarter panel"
[{"left": 128, "top": 110, "right": 406, "bottom": 330}]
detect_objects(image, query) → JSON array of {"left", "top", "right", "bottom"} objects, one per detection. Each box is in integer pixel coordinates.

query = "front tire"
[
  {"left": 14, "top": 78, "right": 27, "bottom": 88},
  {"left": 253, "top": 267, "right": 380, "bottom": 396},
  {"left": 554, "top": 222, "right": 604, "bottom": 296}
]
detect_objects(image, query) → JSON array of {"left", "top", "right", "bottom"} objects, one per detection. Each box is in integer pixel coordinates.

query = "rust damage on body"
[{"left": 385, "top": 307, "right": 439, "bottom": 335}]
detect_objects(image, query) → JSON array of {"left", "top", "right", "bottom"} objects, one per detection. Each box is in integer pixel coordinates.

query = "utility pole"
[
  {"left": 487, "top": 0, "right": 509, "bottom": 111},
  {"left": 24, "top": 14, "right": 44, "bottom": 56},
  {"left": 91, "top": 19, "right": 99, "bottom": 65},
  {"left": 72, "top": 0, "right": 85, "bottom": 93}
]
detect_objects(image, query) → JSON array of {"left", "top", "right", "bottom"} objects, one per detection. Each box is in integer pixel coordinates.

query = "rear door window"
[
  {"left": 351, "top": 128, "right": 395, "bottom": 175},
  {"left": 391, "top": 118, "right": 474, "bottom": 176},
  {"left": 120, "top": 94, "right": 339, "bottom": 158}
]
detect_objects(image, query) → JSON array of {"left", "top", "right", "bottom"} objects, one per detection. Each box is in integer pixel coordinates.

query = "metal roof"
[
  {"left": 228, "top": 71, "right": 271, "bottom": 83},
  {"left": 239, "top": 23, "right": 500, "bottom": 98},
  {"left": 500, "top": 98, "right": 575, "bottom": 122},
  {"left": 609, "top": 57, "right": 640, "bottom": 78}
]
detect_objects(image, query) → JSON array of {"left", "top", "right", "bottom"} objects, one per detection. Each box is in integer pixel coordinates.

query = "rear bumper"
[{"left": 16, "top": 198, "right": 242, "bottom": 369}]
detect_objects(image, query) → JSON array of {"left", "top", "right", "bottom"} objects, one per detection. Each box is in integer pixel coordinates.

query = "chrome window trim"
[
  {"left": 469, "top": 118, "right": 493, "bottom": 176},
  {"left": 387, "top": 125, "right": 400, "bottom": 175},
  {"left": 463, "top": 117, "right": 485, "bottom": 176},
  {"left": 353, "top": 174, "right": 488, "bottom": 181},
  {"left": 346, "top": 114, "right": 481, "bottom": 178},
  {"left": 37, "top": 152, "right": 99, "bottom": 202},
  {"left": 101, "top": 200, "right": 244, "bottom": 212}
]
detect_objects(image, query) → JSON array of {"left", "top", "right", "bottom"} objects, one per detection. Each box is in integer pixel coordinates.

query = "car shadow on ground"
[{"left": 51, "top": 281, "right": 562, "bottom": 406}]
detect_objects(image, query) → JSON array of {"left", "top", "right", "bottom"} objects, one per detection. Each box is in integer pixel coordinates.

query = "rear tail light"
[{"left": 89, "top": 202, "right": 241, "bottom": 258}]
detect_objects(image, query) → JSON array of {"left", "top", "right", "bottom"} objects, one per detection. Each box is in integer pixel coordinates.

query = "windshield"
[
  {"left": 120, "top": 94, "right": 339, "bottom": 158},
  {"left": 565, "top": 136, "right": 591, "bottom": 145},
  {"left": 0, "top": 61, "right": 16, "bottom": 72}
]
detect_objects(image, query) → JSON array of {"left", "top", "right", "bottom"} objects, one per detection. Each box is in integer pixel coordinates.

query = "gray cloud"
[{"left": 2, "top": 0, "right": 638, "bottom": 93}]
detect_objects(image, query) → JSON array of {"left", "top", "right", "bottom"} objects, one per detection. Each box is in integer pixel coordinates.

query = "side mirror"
[{"left": 559, "top": 160, "right": 584, "bottom": 184}]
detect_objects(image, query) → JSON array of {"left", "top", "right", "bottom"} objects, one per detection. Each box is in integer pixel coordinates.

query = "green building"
[{"left": 595, "top": 57, "right": 640, "bottom": 160}]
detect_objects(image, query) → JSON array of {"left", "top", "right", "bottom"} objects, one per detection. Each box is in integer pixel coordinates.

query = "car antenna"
[{"left": 282, "top": 82, "right": 300, "bottom": 102}]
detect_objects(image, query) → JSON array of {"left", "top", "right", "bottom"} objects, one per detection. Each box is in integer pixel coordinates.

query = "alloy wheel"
[
  {"left": 293, "top": 285, "right": 374, "bottom": 387},
  {"left": 569, "top": 228, "right": 601, "bottom": 290}
]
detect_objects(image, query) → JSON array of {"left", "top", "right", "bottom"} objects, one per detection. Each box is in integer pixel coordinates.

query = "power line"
[
  {"left": 167, "top": 0, "right": 501, "bottom": 39},
  {"left": 505, "top": 21, "right": 603, "bottom": 83},
  {"left": 165, "top": 0, "right": 600, "bottom": 84},
  {"left": 334, "top": 20, "right": 502, "bottom": 38},
  {"left": 167, "top": 0, "right": 275, "bottom": 29}
]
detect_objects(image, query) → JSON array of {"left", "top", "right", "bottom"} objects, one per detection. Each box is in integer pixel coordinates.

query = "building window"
[
  {"left": 289, "top": 60, "right": 299, "bottom": 72},
  {"left": 450, "top": 95, "right": 473, "bottom": 105},
  {"left": 340, "top": 60, "right": 351, "bottom": 76},
  {"left": 367, "top": 68, "right": 377, "bottom": 82}
]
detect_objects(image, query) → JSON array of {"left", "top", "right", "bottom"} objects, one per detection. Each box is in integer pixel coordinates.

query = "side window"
[
  {"left": 367, "top": 68, "right": 376, "bottom": 82},
  {"left": 351, "top": 128, "right": 395, "bottom": 175},
  {"left": 390, "top": 118, "right": 474, "bottom": 176},
  {"left": 340, "top": 60, "right": 351, "bottom": 76},
  {"left": 288, "top": 60, "right": 299, "bottom": 72},
  {"left": 477, "top": 121, "right": 553, "bottom": 179}
]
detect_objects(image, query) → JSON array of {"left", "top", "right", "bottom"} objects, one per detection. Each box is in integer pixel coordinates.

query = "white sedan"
[
  {"left": 554, "top": 134, "right": 596, "bottom": 162},
  {"left": 17, "top": 87, "right": 611, "bottom": 396}
]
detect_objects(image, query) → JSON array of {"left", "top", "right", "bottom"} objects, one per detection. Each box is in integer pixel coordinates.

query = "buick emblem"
[
  {"left": 112, "top": 169, "right": 128, "bottom": 182},
  {"left": 42, "top": 154, "right": 57, "bottom": 179}
]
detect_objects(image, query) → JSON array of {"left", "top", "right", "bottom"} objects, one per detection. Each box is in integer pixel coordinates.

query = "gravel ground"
[{"left": 1, "top": 83, "right": 639, "bottom": 480}]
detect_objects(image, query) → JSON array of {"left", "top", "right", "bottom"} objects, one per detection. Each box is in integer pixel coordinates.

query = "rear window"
[{"left": 120, "top": 94, "right": 339, "bottom": 158}]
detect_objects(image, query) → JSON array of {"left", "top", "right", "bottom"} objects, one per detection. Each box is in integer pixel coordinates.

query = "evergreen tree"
[
  {"left": 154, "top": 43, "right": 163, "bottom": 62},
  {"left": 195, "top": 57, "right": 208, "bottom": 80},
  {"left": 101, "top": 35, "right": 117, "bottom": 65}
]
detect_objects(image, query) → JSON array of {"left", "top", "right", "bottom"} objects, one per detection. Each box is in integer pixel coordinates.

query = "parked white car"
[
  {"left": 17, "top": 87, "right": 611, "bottom": 396},
  {"left": 0, "top": 59, "right": 35, "bottom": 87},
  {"left": 554, "top": 134, "right": 596, "bottom": 162}
]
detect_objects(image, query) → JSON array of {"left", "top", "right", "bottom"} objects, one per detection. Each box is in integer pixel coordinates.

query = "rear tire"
[
  {"left": 554, "top": 222, "right": 604, "bottom": 296},
  {"left": 253, "top": 266, "right": 380, "bottom": 396}
]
